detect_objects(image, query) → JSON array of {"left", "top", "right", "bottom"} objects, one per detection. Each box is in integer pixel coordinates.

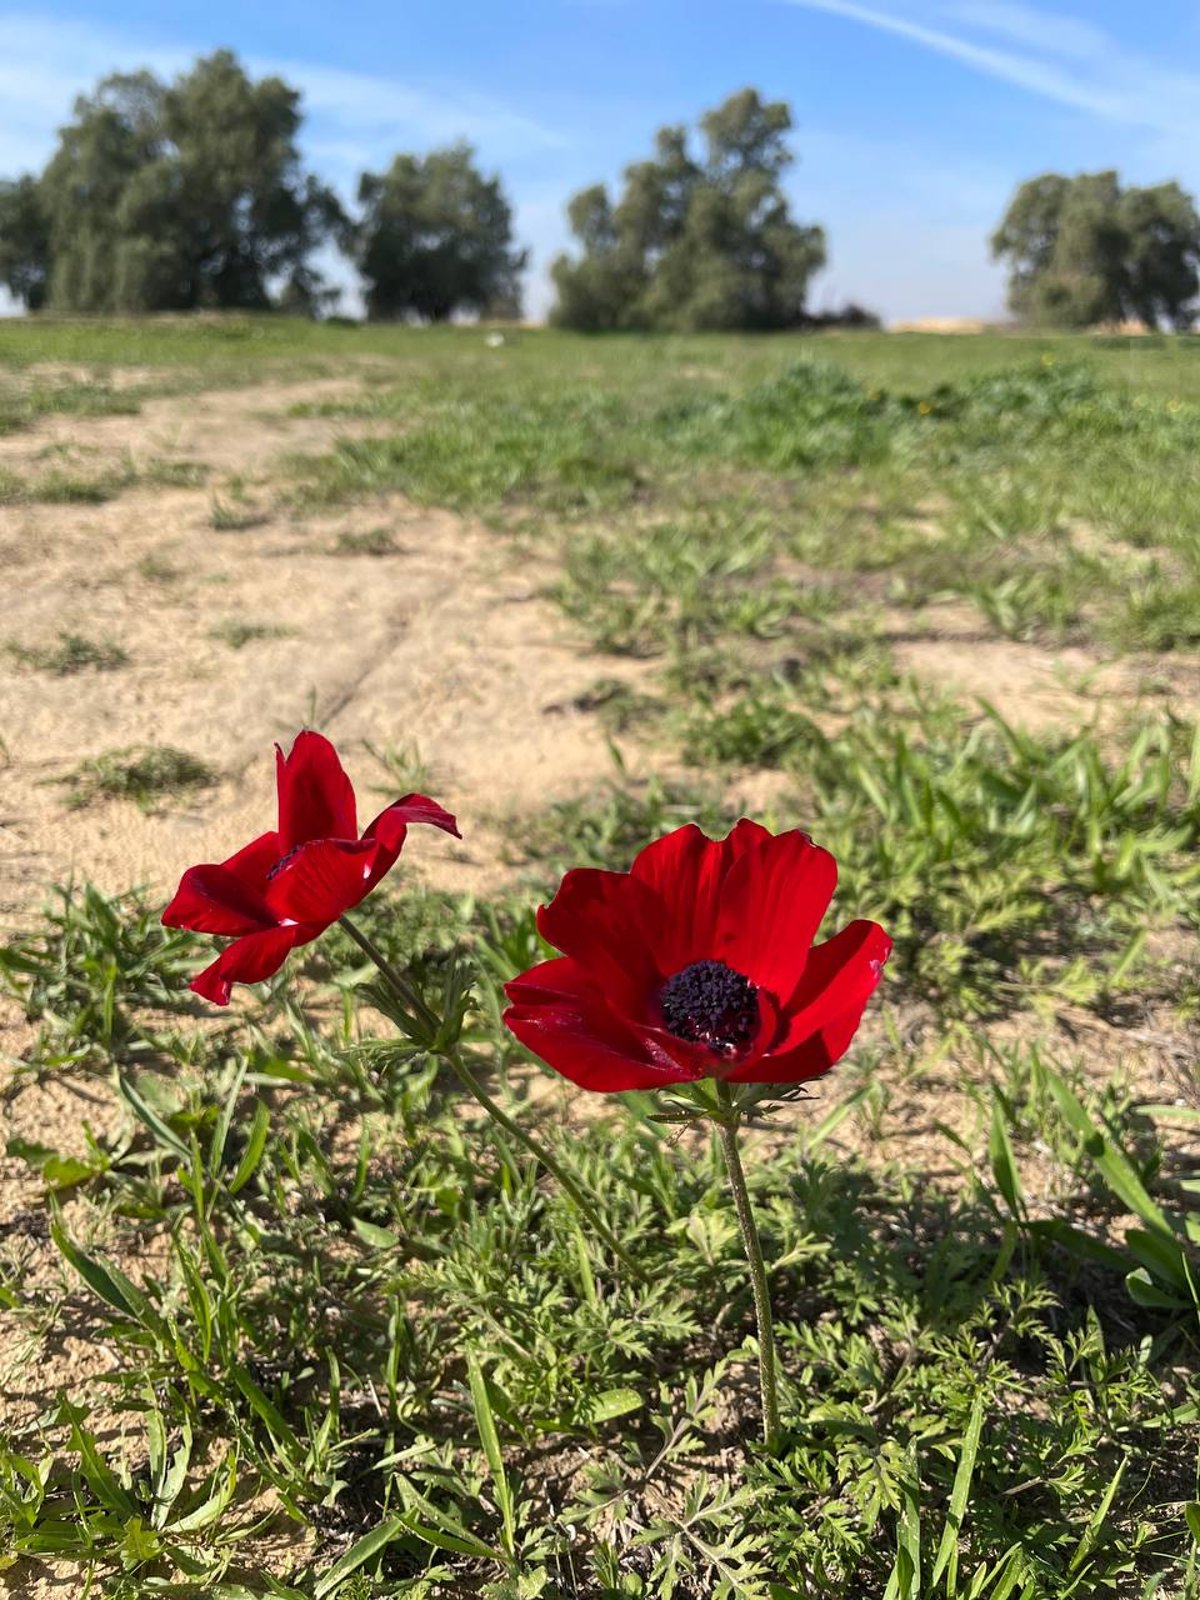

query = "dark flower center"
[{"left": 659, "top": 959, "right": 758, "bottom": 1053}]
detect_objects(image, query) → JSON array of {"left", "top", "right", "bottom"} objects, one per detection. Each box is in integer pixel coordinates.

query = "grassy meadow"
[{"left": 3, "top": 319, "right": 1200, "bottom": 1597}]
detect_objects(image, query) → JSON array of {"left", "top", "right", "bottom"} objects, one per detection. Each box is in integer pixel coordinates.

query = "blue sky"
[{"left": 2, "top": 1, "right": 1198, "bottom": 322}]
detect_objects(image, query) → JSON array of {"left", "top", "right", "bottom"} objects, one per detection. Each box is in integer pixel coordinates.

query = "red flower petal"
[
  {"left": 713, "top": 830, "right": 838, "bottom": 1003},
  {"left": 725, "top": 999, "right": 875, "bottom": 1084},
  {"left": 504, "top": 958, "right": 698, "bottom": 1092},
  {"left": 629, "top": 819, "right": 769, "bottom": 969},
  {"left": 189, "top": 925, "right": 306, "bottom": 1006},
  {"left": 163, "top": 864, "right": 274, "bottom": 936},
  {"left": 362, "top": 794, "right": 461, "bottom": 853},
  {"left": 781, "top": 920, "right": 892, "bottom": 1041},
  {"left": 728, "top": 920, "right": 891, "bottom": 1084},
  {"left": 537, "top": 868, "right": 671, "bottom": 1018},
  {"left": 264, "top": 838, "right": 378, "bottom": 925},
  {"left": 221, "top": 830, "right": 283, "bottom": 896},
  {"left": 275, "top": 731, "right": 357, "bottom": 851},
  {"left": 504, "top": 955, "right": 593, "bottom": 1007},
  {"left": 358, "top": 793, "right": 461, "bottom": 895}
]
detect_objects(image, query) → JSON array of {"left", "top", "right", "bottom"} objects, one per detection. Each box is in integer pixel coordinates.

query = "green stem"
[
  {"left": 715, "top": 1082, "right": 780, "bottom": 1452},
  {"left": 448, "top": 1046, "right": 641, "bottom": 1277},
  {"left": 338, "top": 915, "right": 438, "bottom": 1033},
  {"left": 339, "top": 914, "right": 641, "bottom": 1280}
]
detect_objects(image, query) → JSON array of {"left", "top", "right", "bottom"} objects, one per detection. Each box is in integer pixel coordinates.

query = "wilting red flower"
[
  {"left": 503, "top": 821, "right": 890, "bottom": 1093},
  {"left": 163, "top": 731, "right": 458, "bottom": 1005}
]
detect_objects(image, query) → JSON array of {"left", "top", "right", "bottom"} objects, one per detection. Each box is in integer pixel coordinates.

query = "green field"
[{"left": 3, "top": 320, "right": 1200, "bottom": 1598}]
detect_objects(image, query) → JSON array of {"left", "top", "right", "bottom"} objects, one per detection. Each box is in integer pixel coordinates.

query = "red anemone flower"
[
  {"left": 503, "top": 820, "right": 890, "bottom": 1093},
  {"left": 163, "top": 730, "right": 459, "bottom": 1005}
]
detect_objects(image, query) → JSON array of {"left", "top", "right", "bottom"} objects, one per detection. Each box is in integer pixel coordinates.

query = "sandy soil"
[
  {"left": 884, "top": 598, "right": 1200, "bottom": 732},
  {"left": 0, "top": 379, "right": 656, "bottom": 927}
]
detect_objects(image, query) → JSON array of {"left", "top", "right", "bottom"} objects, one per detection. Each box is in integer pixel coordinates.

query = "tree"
[
  {"left": 0, "top": 177, "right": 51, "bottom": 309},
  {"left": 0, "top": 51, "right": 340, "bottom": 313},
  {"left": 992, "top": 171, "right": 1200, "bottom": 330},
  {"left": 350, "top": 144, "right": 526, "bottom": 322},
  {"left": 1119, "top": 182, "right": 1200, "bottom": 331},
  {"left": 551, "top": 88, "right": 826, "bottom": 332}
]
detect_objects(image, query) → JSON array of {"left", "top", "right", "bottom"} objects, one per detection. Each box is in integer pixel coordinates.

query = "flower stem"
[
  {"left": 338, "top": 915, "right": 439, "bottom": 1034},
  {"left": 338, "top": 914, "right": 641, "bottom": 1279},
  {"left": 447, "top": 1046, "right": 641, "bottom": 1277},
  {"left": 715, "top": 1082, "right": 780, "bottom": 1452}
]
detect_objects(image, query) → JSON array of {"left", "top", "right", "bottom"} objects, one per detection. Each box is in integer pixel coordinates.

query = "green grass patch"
[
  {"left": 0, "top": 880, "right": 1196, "bottom": 1596},
  {"left": 331, "top": 525, "right": 399, "bottom": 556},
  {"left": 59, "top": 745, "right": 218, "bottom": 809},
  {"left": 7, "top": 632, "right": 129, "bottom": 674},
  {"left": 209, "top": 619, "right": 295, "bottom": 650}
]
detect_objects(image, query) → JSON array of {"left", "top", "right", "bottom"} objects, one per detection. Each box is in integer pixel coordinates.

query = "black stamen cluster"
[{"left": 659, "top": 959, "right": 758, "bottom": 1053}]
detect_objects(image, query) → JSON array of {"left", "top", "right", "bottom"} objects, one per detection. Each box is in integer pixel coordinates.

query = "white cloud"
[
  {"left": 778, "top": 0, "right": 1200, "bottom": 141},
  {"left": 0, "top": 11, "right": 566, "bottom": 184},
  {"left": 269, "top": 61, "right": 568, "bottom": 158},
  {"left": 941, "top": 1, "right": 1109, "bottom": 62}
]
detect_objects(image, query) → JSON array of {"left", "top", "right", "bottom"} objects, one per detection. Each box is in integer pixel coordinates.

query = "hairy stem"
[
  {"left": 448, "top": 1046, "right": 641, "bottom": 1276},
  {"left": 338, "top": 914, "right": 438, "bottom": 1033},
  {"left": 715, "top": 1082, "right": 780, "bottom": 1452},
  {"left": 339, "top": 914, "right": 640, "bottom": 1279}
]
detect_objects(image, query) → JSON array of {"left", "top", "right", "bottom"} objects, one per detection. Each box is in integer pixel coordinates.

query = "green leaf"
[
  {"left": 116, "top": 1070, "right": 190, "bottom": 1161},
  {"left": 1125, "top": 1267, "right": 1188, "bottom": 1310},
  {"left": 209, "top": 1061, "right": 247, "bottom": 1180},
  {"left": 351, "top": 1217, "right": 402, "bottom": 1250},
  {"left": 1125, "top": 1228, "right": 1190, "bottom": 1293},
  {"left": 931, "top": 1391, "right": 984, "bottom": 1595},
  {"left": 168, "top": 1449, "right": 236, "bottom": 1534},
  {"left": 393, "top": 1482, "right": 500, "bottom": 1561},
  {"left": 468, "top": 1352, "right": 515, "bottom": 1558},
  {"left": 313, "top": 1515, "right": 406, "bottom": 1599},
  {"left": 232, "top": 1366, "right": 301, "bottom": 1458},
  {"left": 988, "top": 1097, "right": 1023, "bottom": 1216},
  {"left": 1068, "top": 1456, "right": 1126, "bottom": 1577},
  {"left": 1046, "top": 1070, "right": 1176, "bottom": 1238},
  {"left": 884, "top": 1447, "right": 921, "bottom": 1600},
  {"left": 51, "top": 1219, "right": 152, "bottom": 1325},
  {"left": 228, "top": 1099, "right": 269, "bottom": 1193},
  {"left": 7, "top": 1138, "right": 100, "bottom": 1191},
  {"left": 591, "top": 1387, "right": 643, "bottom": 1423}
]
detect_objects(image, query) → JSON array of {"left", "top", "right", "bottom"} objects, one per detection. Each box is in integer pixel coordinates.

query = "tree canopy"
[
  {"left": 992, "top": 171, "right": 1200, "bottom": 330},
  {"left": 550, "top": 88, "right": 827, "bottom": 332},
  {"left": 1, "top": 51, "right": 341, "bottom": 314},
  {"left": 350, "top": 144, "right": 526, "bottom": 322},
  {"left": 0, "top": 177, "right": 50, "bottom": 310}
]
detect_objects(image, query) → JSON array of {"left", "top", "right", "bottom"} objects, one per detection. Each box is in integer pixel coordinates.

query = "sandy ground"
[
  {"left": 3, "top": 376, "right": 1191, "bottom": 920},
  {"left": 0, "top": 379, "right": 658, "bottom": 927}
]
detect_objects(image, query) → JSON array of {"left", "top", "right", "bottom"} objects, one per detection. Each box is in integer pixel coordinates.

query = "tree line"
[
  {"left": 2, "top": 51, "right": 1198, "bottom": 331},
  {"left": 0, "top": 51, "right": 525, "bottom": 321}
]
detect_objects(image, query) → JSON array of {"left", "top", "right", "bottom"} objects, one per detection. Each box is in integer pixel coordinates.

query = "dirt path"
[{"left": 0, "top": 379, "right": 652, "bottom": 927}]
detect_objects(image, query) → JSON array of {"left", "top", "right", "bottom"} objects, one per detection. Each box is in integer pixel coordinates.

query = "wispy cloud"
[
  {"left": 258, "top": 60, "right": 569, "bottom": 162},
  {"left": 942, "top": 1, "right": 1107, "bottom": 62},
  {"left": 0, "top": 11, "right": 567, "bottom": 182},
  {"left": 779, "top": 0, "right": 1200, "bottom": 139}
]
